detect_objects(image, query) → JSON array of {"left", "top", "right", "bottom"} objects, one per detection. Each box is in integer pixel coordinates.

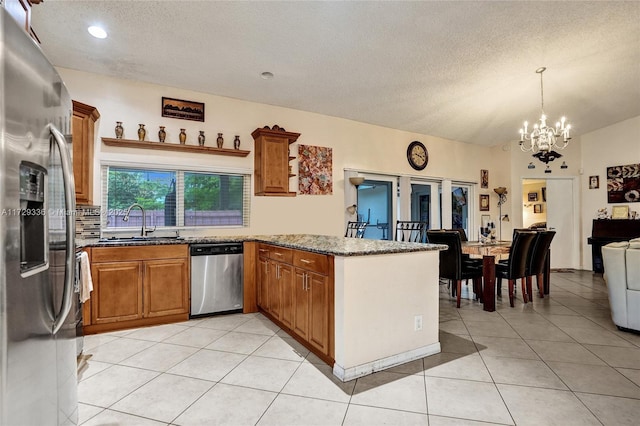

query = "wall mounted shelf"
[{"left": 101, "top": 137, "right": 250, "bottom": 157}]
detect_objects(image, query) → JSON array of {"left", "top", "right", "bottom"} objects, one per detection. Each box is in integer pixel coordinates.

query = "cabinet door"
[
  {"left": 91, "top": 261, "right": 143, "bottom": 324},
  {"left": 260, "top": 136, "right": 290, "bottom": 194},
  {"left": 292, "top": 269, "right": 310, "bottom": 341},
  {"left": 279, "top": 263, "right": 295, "bottom": 329},
  {"left": 143, "top": 258, "right": 189, "bottom": 318},
  {"left": 71, "top": 101, "right": 99, "bottom": 205},
  {"left": 257, "top": 256, "right": 269, "bottom": 310},
  {"left": 268, "top": 260, "right": 282, "bottom": 319},
  {"left": 308, "top": 272, "right": 330, "bottom": 354}
]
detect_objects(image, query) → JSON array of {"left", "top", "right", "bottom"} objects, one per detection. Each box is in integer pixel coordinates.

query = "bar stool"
[
  {"left": 345, "top": 221, "right": 367, "bottom": 238},
  {"left": 395, "top": 220, "right": 428, "bottom": 242}
]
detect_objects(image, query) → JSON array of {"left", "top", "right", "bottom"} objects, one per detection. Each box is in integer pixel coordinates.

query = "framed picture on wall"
[
  {"left": 528, "top": 192, "right": 538, "bottom": 202},
  {"left": 534, "top": 204, "right": 543, "bottom": 214},
  {"left": 161, "top": 97, "right": 205, "bottom": 122},
  {"left": 589, "top": 175, "right": 599, "bottom": 189},
  {"left": 480, "top": 169, "right": 488, "bottom": 188},
  {"left": 480, "top": 194, "right": 490, "bottom": 211}
]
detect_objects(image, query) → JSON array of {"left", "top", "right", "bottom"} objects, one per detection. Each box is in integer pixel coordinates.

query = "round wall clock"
[{"left": 407, "top": 141, "right": 428, "bottom": 170}]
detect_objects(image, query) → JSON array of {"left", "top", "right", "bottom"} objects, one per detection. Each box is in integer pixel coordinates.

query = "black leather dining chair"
[
  {"left": 525, "top": 230, "right": 556, "bottom": 300},
  {"left": 446, "top": 228, "right": 469, "bottom": 242},
  {"left": 345, "top": 221, "right": 367, "bottom": 238},
  {"left": 427, "top": 230, "right": 483, "bottom": 308},
  {"left": 496, "top": 230, "right": 537, "bottom": 307},
  {"left": 395, "top": 220, "right": 428, "bottom": 243}
]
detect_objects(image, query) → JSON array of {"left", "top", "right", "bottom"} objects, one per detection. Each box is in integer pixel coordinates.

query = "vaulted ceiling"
[{"left": 32, "top": 1, "right": 640, "bottom": 147}]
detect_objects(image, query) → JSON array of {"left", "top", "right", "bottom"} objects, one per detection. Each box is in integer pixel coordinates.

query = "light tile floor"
[{"left": 78, "top": 270, "right": 640, "bottom": 425}]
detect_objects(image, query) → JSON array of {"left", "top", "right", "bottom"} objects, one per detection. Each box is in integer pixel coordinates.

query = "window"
[
  {"left": 103, "top": 165, "right": 250, "bottom": 229},
  {"left": 184, "top": 172, "right": 244, "bottom": 226}
]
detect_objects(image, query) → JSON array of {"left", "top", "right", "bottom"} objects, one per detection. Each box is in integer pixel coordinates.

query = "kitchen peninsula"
[
  {"left": 249, "top": 235, "right": 444, "bottom": 381},
  {"left": 83, "top": 234, "right": 444, "bottom": 381}
]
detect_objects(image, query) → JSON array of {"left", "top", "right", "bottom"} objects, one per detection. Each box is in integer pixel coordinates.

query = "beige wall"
[
  {"left": 580, "top": 116, "right": 640, "bottom": 270},
  {"left": 59, "top": 68, "right": 506, "bottom": 237},
  {"left": 60, "top": 67, "right": 637, "bottom": 269}
]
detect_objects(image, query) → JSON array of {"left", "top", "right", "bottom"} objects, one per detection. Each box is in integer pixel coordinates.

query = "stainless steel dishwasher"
[{"left": 190, "top": 243, "right": 243, "bottom": 317}]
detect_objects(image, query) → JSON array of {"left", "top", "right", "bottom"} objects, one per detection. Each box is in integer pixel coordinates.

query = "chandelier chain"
[{"left": 539, "top": 70, "right": 544, "bottom": 112}]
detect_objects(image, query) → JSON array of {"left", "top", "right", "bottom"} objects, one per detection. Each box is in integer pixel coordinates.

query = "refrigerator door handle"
[{"left": 49, "top": 123, "right": 77, "bottom": 335}]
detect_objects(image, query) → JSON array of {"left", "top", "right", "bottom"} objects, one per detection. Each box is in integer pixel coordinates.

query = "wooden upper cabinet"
[
  {"left": 72, "top": 101, "right": 100, "bottom": 205},
  {"left": 252, "top": 126, "right": 300, "bottom": 196},
  {"left": 4, "top": 0, "right": 41, "bottom": 43}
]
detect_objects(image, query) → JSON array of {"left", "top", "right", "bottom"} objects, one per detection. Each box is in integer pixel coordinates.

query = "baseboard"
[{"left": 332, "top": 342, "right": 441, "bottom": 382}]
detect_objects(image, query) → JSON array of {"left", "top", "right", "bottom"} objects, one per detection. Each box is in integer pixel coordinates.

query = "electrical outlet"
[{"left": 414, "top": 315, "right": 423, "bottom": 331}]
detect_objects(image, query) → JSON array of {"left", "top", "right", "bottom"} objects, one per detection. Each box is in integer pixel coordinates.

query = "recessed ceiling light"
[
  {"left": 261, "top": 72, "right": 274, "bottom": 80},
  {"left": 88, "top": 26, "right": 107, "bottom": 39}
]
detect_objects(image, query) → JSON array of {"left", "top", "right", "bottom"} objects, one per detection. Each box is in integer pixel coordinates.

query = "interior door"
[{"left": 545, "top": 179, "right": 579, "bottom": 269}]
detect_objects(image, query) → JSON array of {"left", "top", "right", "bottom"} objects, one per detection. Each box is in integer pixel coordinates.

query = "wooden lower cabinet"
[
  {"left": 85, "top": 245, "right": 189, "bottom": 334},
  {"left": 307, "top": 271, "right": 330, "bottom": 354},
  {"left": 293, "top": 269, "right": 330, "bottom": 354},
  {"left": 257, "top": 256, "right": 269, "bottom": 311},
  {"left": 256, "top": 244, "right": 334, "bottom": 363},
  {"left": 278, "top": 263, "right": 294, "bottom": 329},
  {"left": 144, "top": 258, "right": 189, "bottom": 318},
  {"left": 91, "top": 261, "right": 143, "bottom": 324},
  {"left": 267, "top": 259, "right": 282, "bottom": 319}
]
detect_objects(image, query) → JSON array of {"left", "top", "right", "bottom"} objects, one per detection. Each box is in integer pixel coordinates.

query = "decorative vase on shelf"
[
  {"left": 179, "top": 129, "right": 187, "bottom": 144},
  {"left": 233, "top": 135, "right": 241, "bottom": 150},
  {"left": 115, "top": 121, "right": 124, "bottom": 139},
  {"left": 216, "top": 133, "right": 224, "bottom": 148},
  {"left": 158, "top": 126, "right": 166, "bottom": 143},
  {"left": 198, "top": 131, "right": 205, "bottom": 147},
  {"left": 137, "top": 124, "right": 146, "bottom": 141}
]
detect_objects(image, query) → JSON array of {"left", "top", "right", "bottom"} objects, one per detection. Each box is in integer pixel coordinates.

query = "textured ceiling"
[{"left": 31, "top": 1, "right": 640, "bottom": 146}]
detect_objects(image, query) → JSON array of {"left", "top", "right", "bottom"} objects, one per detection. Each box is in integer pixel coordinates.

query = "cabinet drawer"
[
  {"left": 269, "top": 246, "right": 293, "bottom": 264},
  {"left": 258, "top": 244, "right": 271, "bottom": 258},
  {"left": 91, "top": 244, "right": 188, "bottom": 262},
  {"left": 293, "top": 250, "right": 329, "bottom": 275}
]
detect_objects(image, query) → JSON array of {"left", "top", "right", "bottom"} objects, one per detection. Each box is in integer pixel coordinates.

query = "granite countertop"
[
  {"left": 79, "top": 234, "right": 446, "bottom": 256},
  {"left": 252, "top": 234, "right": 445, "bottom": 256}
]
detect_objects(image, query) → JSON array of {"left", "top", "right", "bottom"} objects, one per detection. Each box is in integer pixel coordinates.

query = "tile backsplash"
[{"left": 76, "top": 205, "right": 101, "bottom": 240}]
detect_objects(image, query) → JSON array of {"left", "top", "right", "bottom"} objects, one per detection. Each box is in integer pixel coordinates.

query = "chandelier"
[{"left": 519, "top": 67, "right": 571, "bottom": 164}]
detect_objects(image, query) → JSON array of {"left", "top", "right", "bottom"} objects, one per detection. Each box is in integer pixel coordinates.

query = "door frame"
[{"left": 517, "top": 176, "right": 581, "bottom": 269}]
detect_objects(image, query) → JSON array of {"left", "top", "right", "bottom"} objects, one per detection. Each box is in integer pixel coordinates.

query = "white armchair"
[{"left": 602, "top": 239, "right": 640, "bottom": 333}]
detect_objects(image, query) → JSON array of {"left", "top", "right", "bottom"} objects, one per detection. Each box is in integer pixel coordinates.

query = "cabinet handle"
[
  {"left": 276, "top": 263, "right": 280, "bottom": 279},
  {"left": 299, "top": 258, "right": 313, "bottom": 264},
  {"left": 274, "top": 252, "right": 283, "bottom": 257}
]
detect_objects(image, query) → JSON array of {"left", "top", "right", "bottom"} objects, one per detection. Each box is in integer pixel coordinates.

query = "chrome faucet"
[{"left": 122, "top": 203, "right": 154, "bottom": 236}]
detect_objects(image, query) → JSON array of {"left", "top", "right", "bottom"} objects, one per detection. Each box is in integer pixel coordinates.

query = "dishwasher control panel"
[{"left": 190, "top": 243, "right": 243, "bottom": 256}]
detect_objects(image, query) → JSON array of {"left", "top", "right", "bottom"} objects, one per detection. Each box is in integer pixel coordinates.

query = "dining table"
[
  {"left": 462, "top": 241, "right": 511, "bottom": 312},
  {"left": 462, "top": 240, "right": 551, "bottom": 311}
]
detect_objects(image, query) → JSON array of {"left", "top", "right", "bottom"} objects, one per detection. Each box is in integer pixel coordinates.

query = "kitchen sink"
[{"left": 98, "top": 236, "right": 185, "bottom": 244}]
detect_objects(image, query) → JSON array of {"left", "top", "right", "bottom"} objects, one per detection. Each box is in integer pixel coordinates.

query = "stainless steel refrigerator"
[{"left": 1, "top": 8, "right": 78, "bottom": 426}]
